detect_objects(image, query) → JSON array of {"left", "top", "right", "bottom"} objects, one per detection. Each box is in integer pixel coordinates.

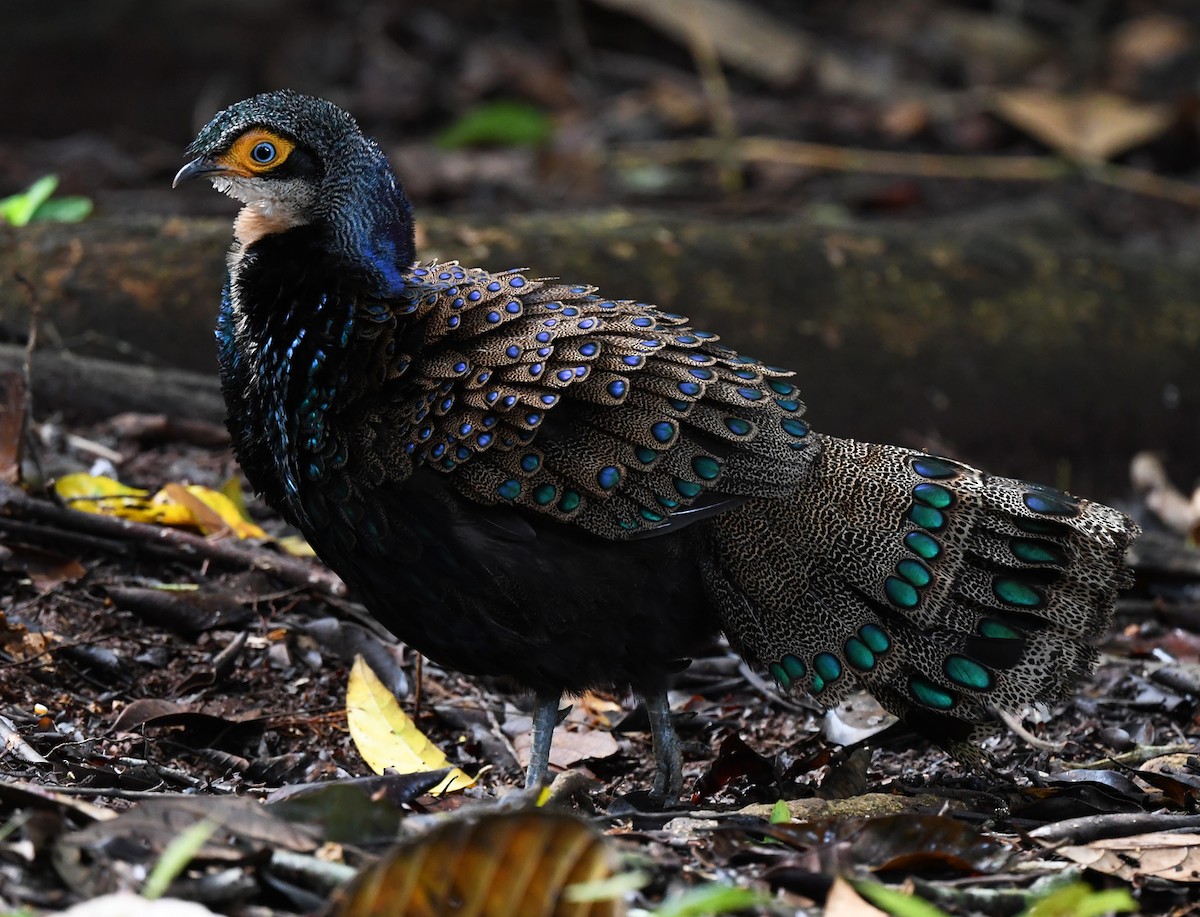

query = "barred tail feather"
[{"left": 702, "top": 434, "right": 1138, "bottom": 754}]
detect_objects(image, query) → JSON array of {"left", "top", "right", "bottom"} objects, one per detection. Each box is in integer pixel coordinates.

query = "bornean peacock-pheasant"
[{"left": 174, "top": 91, "right": 1138, "bottom": 799}]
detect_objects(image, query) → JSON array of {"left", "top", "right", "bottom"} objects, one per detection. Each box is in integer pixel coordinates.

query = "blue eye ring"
[{"left": 251, "top": 141, "right": 276, "bottom": 164}]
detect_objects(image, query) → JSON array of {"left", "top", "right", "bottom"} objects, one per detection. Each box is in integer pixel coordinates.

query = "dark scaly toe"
[
  {"left": 642, "top": 692, "right": 684, "bottom": 803},
  {"left": 524, "top": 693, "right": 561, "bottom": 791}
]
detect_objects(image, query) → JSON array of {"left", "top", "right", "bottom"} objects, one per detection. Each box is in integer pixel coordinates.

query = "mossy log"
[{"left": 1, "top": 205, "right": 1195, "bottom": 495}]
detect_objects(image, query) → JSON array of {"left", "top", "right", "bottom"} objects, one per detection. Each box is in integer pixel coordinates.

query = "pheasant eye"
[{"left": 251, "top": 141, "right": 277, "bottom": 164}]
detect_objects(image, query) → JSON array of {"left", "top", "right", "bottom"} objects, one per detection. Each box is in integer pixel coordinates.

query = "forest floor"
[{"left": 3, "top": 1, "right": 1200, "bottom": 914}]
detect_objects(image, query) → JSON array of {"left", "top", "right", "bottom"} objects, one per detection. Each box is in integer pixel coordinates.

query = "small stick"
[
  {"left": 12, "top": 273, "right": 44, "bottom": 488},
  {"left": 998, "top": 708, "right": 1065, "bottom": 752},
  {"left": 412, "top": 654, "right": 424, "bottom": 719},
  {"left": 0, "top": 482, "right": 346, "bottom": 597}
]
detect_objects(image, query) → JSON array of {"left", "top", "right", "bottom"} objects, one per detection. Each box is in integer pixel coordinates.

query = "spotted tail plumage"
[{"left": 702, "top": 437, "right": 1134, "bottom": 757}]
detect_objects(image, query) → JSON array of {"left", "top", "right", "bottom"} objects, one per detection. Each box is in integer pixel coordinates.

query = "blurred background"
[
  {"left": 7, "top": 0, "right": 1200, "bottom": 219},
  {"left": 3, "top": 0, "right": 1200, "bottom": 499}
]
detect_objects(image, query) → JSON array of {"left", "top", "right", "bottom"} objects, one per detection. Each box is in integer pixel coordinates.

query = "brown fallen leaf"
[
  {"left": 1053, "top": 831, "right": 1200, "bottom": 882},
  {"left": 330, "top": 809, "right": 626, "bottom": 917},
  {"left": 26, "top": 552, "right": 88, "bottom": 592},
  {"left": 991, "top": 89, "right": 1174, "bottom": 163},
  {"left": 575, "top": 692, "right": 624, "bottom": 724},
  {"left": 56, "top": 796, "right": 320, "bottom": 899},
  {"left": 510, "top": 701, "right": 620, "bottom": 772},
  {"left": 160, "top": 482, "right": 236, "bottom": 537},
  {"left": 0, "top": 608, "right": 53, "bottom": 663},
  {"left": 827, "top": 876, "right": 889, "bottom": 916},
  {"left": 104, "top": 584, "right": 255, "bottom": 634},
  {"left": 548, "top": 727, "right": 621, "bottom": 771},
  {"left": 762, "top": 812, "right": 1010, "bottom": 876},
  {"left": 1136, "top": 754, "right": 1200, "bottom": 808}
]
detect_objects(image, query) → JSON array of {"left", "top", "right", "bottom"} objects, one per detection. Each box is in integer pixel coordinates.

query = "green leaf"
[
  {"left": 32, "top": 195, "right": 93, "bottom": 223},
  {"left": 769, "top": 799, "right": 791, "bottom": 824},
  {"left": 653, "top": 883, "right": 773, "bottom": 917},
  {"left": 437, "top": 101, "right": 552, "bottom": 149},
  {"left": 1021, "top": 881, "right": 1138, "bottom": 917},
  {"left": 142, "top": 817, "right": 220, "bottom": 900},
  {"left": 852, "top": 879, "right": 951, "bottom": 917},
  {"left": 0, "top": 175, "right": 59, "bottom": 227},
  {"left": 0, "top": 175, "right": 92, "bottom": 226},
  {"left": 564, "top": 869, "right": 649, "bottom": 903}
]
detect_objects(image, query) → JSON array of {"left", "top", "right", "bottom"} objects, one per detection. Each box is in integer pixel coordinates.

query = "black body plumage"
[{"left": 178, "top": 90, "right": 1138, "bottom": 793}]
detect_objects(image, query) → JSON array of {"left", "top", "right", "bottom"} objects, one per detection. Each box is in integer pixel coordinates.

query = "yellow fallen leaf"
[
  {"left": 275, "top": 535, "right": 316, "bottom": 557},
  {"left": 162, "top": 483, "right": 268, "bottom": 539},
  {"left": 346, "top": 655, "right": 475, "bottom": 795},
  {"left": 56, "top": 472, "right": 150, "bottom": 507},
  {"left": 54, "top": 473, "right": 267, "bottom": 539},
  {"left": 55, "top": 473, "right": 189, "bottom": 525},
  {"left": 577, "top": 691, "right": 624, "bottom": 724},
  {"left": 158, "top": 483, "right": 232, "bottom": 536},
  {"left": 219, "top": 477, "right": 252, "bottom": 518}
]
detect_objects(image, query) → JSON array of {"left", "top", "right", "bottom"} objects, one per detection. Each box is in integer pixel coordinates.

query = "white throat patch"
[{"left": 210, "top": 175, "right": 312, "bottom": 245}]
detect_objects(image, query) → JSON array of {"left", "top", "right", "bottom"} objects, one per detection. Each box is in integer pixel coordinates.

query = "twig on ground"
[
  {"left": 998, "top": 709, "right": 1065, "bottom": 752},
  {"left": 0, "top": 482, "right": 346, "bottom": 597},
  {"left": 0, "top": 713, "right": 48, "bottom": 764}
]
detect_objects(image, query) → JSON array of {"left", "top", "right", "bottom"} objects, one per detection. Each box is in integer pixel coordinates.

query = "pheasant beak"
[{"left": 172, "top": 156, "right": 230, "bottom": 188}]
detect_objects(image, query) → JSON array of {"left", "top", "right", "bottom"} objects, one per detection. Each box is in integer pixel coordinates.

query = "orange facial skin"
[{"left": 216, "top": 129, "right": 295, "bottom": 177}]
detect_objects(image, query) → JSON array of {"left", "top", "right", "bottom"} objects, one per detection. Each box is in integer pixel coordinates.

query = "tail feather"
[{"left": 702, "top": 434, "right": 1138, "bottom": 756}]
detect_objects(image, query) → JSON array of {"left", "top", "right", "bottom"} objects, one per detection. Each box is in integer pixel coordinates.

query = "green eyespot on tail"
[{"left": 714, "top": 438, "right": 1135, "bottom": 754}]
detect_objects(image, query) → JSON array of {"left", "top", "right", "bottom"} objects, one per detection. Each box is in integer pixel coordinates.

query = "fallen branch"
[
  {"left": 0, "top": 482, "right": 346, "bottom": 597},
  {"left": 617, "top": 136, "right": 1070, "bottom": 181},
  {"left": 616, "top": 136, "right": 1200, "bottom": 208},
  {"left": 1126, "top": 531, "right": 1200, "bottom": 578},
  {"left": 0, "top": 344, "right": 225, "bottom": 424}
]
